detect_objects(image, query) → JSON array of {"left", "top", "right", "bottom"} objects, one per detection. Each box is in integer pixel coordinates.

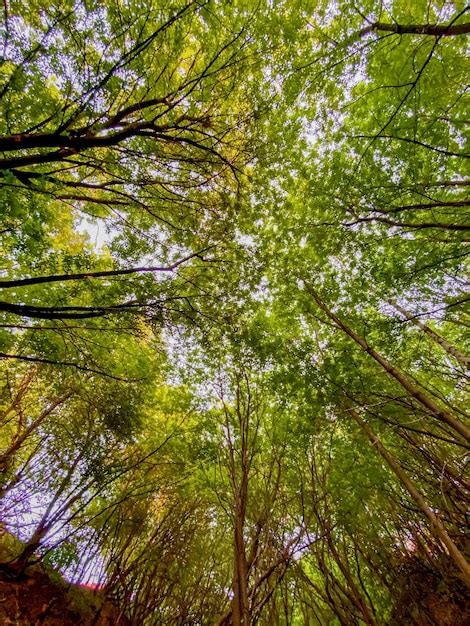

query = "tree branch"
[
  {"left": 359, "top": 21, "right": 470, "bottom": 37},
  {"left": 0, "top": 248, "right": 213, "bottom": 289}
]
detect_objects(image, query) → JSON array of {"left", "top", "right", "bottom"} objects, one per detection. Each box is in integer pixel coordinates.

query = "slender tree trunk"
[
  {"left": 304, "top": 283, "right": 470, "bottom": 441},
  {"left": 0, "top": 367, "right": 37, "bottom": 422},
  {"left": 347, "top": 406, "right": 470, "bottom": 587},
  {"left": 326, "top": 537, "right": 378, "bottom": 626},
  {"left": 223, "top": 379, "right": 252, "bottom": 626},
  {"left": 8, "top": 525, "right": 47, "bottom": 574},
  {"left": 0, "top": 389, "right": 75, "bottom": 475},
  {"left": 7, "top": 453, "right": 83, "bottom": 573},
  {"left": 390, "top": 300, "right": 470, "bottom": 369},
  {"left": 233, "top": 512, "right": 250, "bottom": 626}
]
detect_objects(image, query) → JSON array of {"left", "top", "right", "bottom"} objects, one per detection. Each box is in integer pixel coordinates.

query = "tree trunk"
[
  {"left": 304, "top": 283, "right": 470, "bottom": 441},
  {"left": 5, "top": 525, "right": 47, "bottom": 575},
  {"left": 0, "top": 390, "right": 74, "bottom": 476},
  {"left": 348, "top": 406, "right": 470, "bottom": 587},
  {"left": 390, "top": 300, "right": 470, "bottom": 369},
  {"left": 326, "top": 537, "right": 378, "bottom": 625},
  {"left": 232, "top": 515, "right": 250, "bottom": 626},
  {"left": 222, "top": 379, "right": 253, "bottom": 626}
]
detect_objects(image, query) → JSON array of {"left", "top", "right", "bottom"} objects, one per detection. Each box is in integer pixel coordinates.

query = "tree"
[
  {"left": 1, "top": 1, "right": 469, "bottom": 623},
  {"left": 0, "top": 0, "right": 261, "bottom": 379}
]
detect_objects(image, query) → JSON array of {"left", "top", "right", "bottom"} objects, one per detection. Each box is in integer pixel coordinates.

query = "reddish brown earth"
[{"left": 0, "top": 567, "right": 128, "bottom": 625}]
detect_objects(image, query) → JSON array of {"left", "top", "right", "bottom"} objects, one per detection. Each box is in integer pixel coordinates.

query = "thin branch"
[
  {"left": 0, "top": 247, "right": 214, "bottom": 289},
  {"left": 0, "top": 352, "right": 136, "bottom": 381}
]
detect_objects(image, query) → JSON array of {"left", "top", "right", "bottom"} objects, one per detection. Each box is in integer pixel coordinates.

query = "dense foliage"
[{"left": 0, "top": 1, "right": 468, "bottom": 624}]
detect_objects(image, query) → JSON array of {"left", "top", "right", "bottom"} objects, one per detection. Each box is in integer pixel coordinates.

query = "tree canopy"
[{"left": 0, "top": 1, "right": 469, "bottom": 624}]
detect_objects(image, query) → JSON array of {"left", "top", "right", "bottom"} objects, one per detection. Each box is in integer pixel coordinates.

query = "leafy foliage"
[{"left": 0, "top": 1, "right": 469, "bottom": 624}]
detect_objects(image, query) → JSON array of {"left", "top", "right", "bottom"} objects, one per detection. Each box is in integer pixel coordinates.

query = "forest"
[{"left": 0, "top": 0, "right": 468, "bottom": 624}]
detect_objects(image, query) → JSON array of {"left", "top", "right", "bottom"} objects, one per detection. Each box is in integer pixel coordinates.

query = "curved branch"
[
  {"left": 0, "top": 352, "right": 135, "bottom": 381},
  {"left": 0, "top": 248, "right": 213, "bottom": 289},
  {"left": 343, "top": 215, "right": 470, "bottom": 231},
  {"left": 354, "top": 134, "right": 470, "bottom": 158}
]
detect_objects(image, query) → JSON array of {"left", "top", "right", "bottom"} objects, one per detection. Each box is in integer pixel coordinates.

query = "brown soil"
[{"left": 0, "top": 567, "right": 128, "bottom": 625}]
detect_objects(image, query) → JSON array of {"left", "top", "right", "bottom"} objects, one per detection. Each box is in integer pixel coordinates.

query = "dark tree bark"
[{"left": 360, "top": 22, "right": 470, "bottom": 37}]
